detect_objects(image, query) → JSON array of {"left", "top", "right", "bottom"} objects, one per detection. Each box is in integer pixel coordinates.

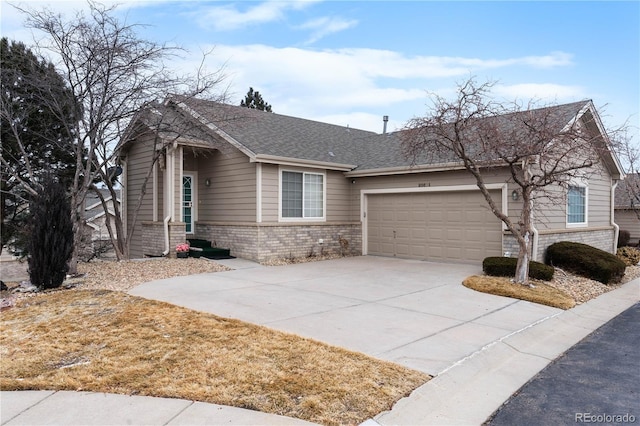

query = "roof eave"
[
  {"left": 172, "top": 99, "right": 257, "bottom": 161},
  {"left": 576, "top": 101, "right": 625, "bottom": 180},
  {"left": 345, "top": 160, "right": 507, "bottom": 177},
  {"left": 252, "top": 154, "right": 356, "bottom": 171}
]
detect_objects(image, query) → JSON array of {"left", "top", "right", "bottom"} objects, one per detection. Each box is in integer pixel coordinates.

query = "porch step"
[
  {"left": 187, "top": 239, "right": 232, "bottom": 260},
  {"left": 201, "top": 247, "right": 232, "bottom": 259}
]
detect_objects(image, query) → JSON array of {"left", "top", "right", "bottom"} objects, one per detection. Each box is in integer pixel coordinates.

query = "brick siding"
[
  {"left": 502, "top": 228, "right": 616, "bottom": 262},
  {"left": 195, "top": 222, "right": 362, "bottom": 262},
  {"left": 142, "top": 221, "right": 187, "bottom": 258}
]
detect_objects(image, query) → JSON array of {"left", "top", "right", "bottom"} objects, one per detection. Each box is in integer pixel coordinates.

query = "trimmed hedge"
[
  {"left": 483, "top": 257, "right": 555, "bottom": 281},
  {"left": 545, "top": 241, "right": 626, "bottom": 285}
]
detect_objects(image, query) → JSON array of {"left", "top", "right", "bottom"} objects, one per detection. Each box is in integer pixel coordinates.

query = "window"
[
  {"left": 281, "top": 171, "right": 324, "bottom": 219},
  {"left": 567, "top": 185, "right": 586, "bottom": 225}
]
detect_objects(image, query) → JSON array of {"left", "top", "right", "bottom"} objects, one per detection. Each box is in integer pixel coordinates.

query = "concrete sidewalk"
[
  {"left": 370, "top": 277, "right": 639, "bottom": 425},
  {"left": 0, "top": 390, "right": 316, "bottom": 425}
]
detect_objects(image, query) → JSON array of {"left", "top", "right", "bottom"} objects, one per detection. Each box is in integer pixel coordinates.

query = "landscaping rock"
[{"left": 13, "top": 280, "right": 38, "bottom": 293}]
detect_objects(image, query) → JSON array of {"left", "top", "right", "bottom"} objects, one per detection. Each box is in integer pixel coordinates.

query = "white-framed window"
[
  {"left": 280, "top": 170, "right": 325, "bottom": 220},
  {"left": 567, "top": 184, "right": 587, "bottom": 227}
]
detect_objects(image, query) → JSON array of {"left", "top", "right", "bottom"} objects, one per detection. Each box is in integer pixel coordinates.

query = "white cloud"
[
  {"left": 194, "top": 1, "right": 318, "bottom": 31},
  {"left": 177, "top": 43, "right": 583, "bottom": 131},
  {"left": 296, "top": 16, "right": 358, "bottom": 44}
]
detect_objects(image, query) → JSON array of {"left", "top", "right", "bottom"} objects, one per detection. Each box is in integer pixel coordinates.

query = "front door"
[{"left": 183, "top": 174, "right": 194, "bottom": 234}]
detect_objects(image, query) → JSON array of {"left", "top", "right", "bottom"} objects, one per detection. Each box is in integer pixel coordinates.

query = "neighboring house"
[
  {"left": 615, "top": 173, "right": 640, "bottom": 243},
  {"left": 117, "top": 97, "right": 624, "bottom": 264},
  {"left": 82, "top": 188, "right": 120, "bottom": 257}
]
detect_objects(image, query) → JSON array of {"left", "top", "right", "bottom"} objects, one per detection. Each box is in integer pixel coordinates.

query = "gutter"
[
  {"left": 252, "top": 154, "right": 356, "bottom": 172},
  {"left": 345, "top": 160, "right": 507, "bottom": 178}
]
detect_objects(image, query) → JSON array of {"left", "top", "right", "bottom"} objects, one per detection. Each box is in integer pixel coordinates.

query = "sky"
[{"left": 1, "top": 0, "right": 639, "bottom": 145}]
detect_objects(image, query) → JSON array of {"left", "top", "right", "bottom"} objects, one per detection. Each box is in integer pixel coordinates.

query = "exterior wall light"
[
  {"left": 511, "top": 190, "right": 519, "bottom": 201},
  {"left": 204, "top": 178, "right": 211, "bottom": 187}
]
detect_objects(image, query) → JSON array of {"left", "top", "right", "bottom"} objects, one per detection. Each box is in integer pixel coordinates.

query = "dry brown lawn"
[
  {"left": 463, "top": 276, "right": 576, "bottom": 310},
  {"left": 1, "top": 289, "right": 429, "bottom": 425}
]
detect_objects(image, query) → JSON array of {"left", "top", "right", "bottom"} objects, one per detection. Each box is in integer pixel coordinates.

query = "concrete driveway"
[{"left": 129, "top": 256, "right": 561, "bottom": 375}]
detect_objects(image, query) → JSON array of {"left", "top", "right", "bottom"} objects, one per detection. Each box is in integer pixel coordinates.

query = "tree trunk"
[
  {"left": 67, "top": 211, "right": 83, "bottom": 275},
  {"left": 514, "top": 181, "right": 534, "bottom": 285},
  {"left": 514, "top": 231, "right": 531, "bottom": 285}
]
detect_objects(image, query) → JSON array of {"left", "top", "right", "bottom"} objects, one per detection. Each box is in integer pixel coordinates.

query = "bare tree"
[
  {"left": 402, "top": 79, "right": 612, "bottom": 285},
  {"left": 611, "top": 128, "right": 640, "bottom": 220},
  {"left": 10, "top": 2, "right": 226, "bottom": 270}
]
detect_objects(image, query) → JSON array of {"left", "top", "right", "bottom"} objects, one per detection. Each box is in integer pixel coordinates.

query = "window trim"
[
  {"left": 278, "top": 168, "right": 326, "bottom": 222},
  {"left": 566, "top": 184, "right": 588, "bottom": 228}
]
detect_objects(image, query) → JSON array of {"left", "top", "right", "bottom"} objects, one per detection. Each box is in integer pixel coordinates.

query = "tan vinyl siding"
[
  {"left": 196, "top": 147, "right": 256, "bottom": 222},
  {"left": 349, "top": 168, "right": 512, "bottom": 219},
  {"left": 326, "top": 170, "right": 352, "bottom": 222},
  {"left": 173, "top": 147, "right": 183, "bottom": 220},
  {"left": 260, "top": 166, "right": 352, "bottom": 223},
  {"left": 534, "top": 161, "right": 612, "bottom": 231},
  {"left": 157, "top": 164, "right": 164, "bottom": 219},
  {"left": 616, "top": 210, "right": 640, "bottom": 241},
  {"left": 261, "top": 164, "right": 279, "bottom": 222},
  {"left": 588, "top": 165, "right": 613, "bottom": 227},
  {"left": 124, "top": 135, "right": 156, "bottom": 258}
]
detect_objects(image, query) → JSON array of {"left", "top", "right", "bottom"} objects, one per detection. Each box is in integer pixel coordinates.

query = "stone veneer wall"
[
  {"left": 502, "top": 227, "right": 616, "bottom": 262},
  {"left": 142, "top": 221, "right": 187, "bottom": 258},
  {"left": 195, "top": 222, "right": 362, "bottom": 262}
]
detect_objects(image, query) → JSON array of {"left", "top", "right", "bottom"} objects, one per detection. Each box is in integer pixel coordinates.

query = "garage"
[{"left": 366, "top": 189, "right": 503, "bottom": 263}]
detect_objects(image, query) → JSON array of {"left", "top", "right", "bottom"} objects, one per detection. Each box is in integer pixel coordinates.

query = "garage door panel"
[
  {"left": 395, "top": 243, "right": 410, "bottom": 256},
  {"left": 367, "top": 190, "right": 502, "bottom": 263}
]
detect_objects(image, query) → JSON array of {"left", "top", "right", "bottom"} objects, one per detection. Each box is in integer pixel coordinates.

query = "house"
[
  {"left": 81, "top": 188, "right": 120, "bottom": 258},
  {"left": 117, "top": 97, "right": 624, "bottom": 264},
  {"left": 615, "top": 173, "right": 640, "bottom": 244}
]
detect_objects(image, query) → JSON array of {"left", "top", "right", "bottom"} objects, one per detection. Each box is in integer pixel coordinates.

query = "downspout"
[
  {"left": 531, "top": 215, "right": 539, "bottom": 262},
  {"left": 611, "top": 179, "right": 620, "bottom": 253},
  {"left": 162, "top": 144, "right": 177, "bottom": 257},
  {"left": 162, "top": 215, "right": 171, "bottom": 256}
]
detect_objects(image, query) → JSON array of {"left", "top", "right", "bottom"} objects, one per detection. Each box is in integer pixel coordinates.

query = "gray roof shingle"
[{"left": 156, "top": 97, "right": 595, "bottom": 172}]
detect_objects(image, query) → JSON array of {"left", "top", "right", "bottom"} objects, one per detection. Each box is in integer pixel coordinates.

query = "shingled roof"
[
  {"left": 173, "top": 96, "right": 375, "bottom": 169},
  {"left": 122, "top": 96, "right": 618, "bottom": 176}
]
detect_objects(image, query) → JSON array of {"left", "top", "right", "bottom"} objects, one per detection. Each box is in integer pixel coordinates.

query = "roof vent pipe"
[{"left": 383, "top": 115, "right": 389, "bottom": 134}]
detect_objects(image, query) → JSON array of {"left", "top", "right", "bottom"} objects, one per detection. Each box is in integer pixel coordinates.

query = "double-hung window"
[
  {"left": 281, "top": 170, "right": 324, "bottom": 219},
  {"left": 567, "top": 185, "right": 587, "bottom": 226}
]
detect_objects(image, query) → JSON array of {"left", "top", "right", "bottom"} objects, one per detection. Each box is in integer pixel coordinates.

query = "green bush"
[
  {"left": 617, "top": 246, "right": 640, "bottom": 267},
  {"left": 483, "top": 257, "right": 555, "bottom": 281},
  {"left": 27, "top": 175, "right": 74, "bottom": 290},
  {"left": 545, "top": 241, "right": 626, "bottom": 285}
]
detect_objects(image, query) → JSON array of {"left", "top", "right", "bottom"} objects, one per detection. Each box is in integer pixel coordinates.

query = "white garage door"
[{"left": 367, "top": 190, "right": 502, "bottom": 263}]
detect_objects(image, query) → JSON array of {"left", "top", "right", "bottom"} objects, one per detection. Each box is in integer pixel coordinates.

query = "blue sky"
[{"left": 2, "top": 0, "right": 638, "bottom": 145}]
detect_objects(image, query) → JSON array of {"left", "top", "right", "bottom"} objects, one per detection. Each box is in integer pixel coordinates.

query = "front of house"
[{"left": 118, "top": 97, "right": 624, "bottom": 264}]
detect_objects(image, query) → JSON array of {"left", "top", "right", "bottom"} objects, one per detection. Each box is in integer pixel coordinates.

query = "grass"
[
  {"left": 463, "top": 276, "right": 576, "bottom": 310},
  {"left": 0, "top": 289, "right": 429, "bottom": 425}
]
